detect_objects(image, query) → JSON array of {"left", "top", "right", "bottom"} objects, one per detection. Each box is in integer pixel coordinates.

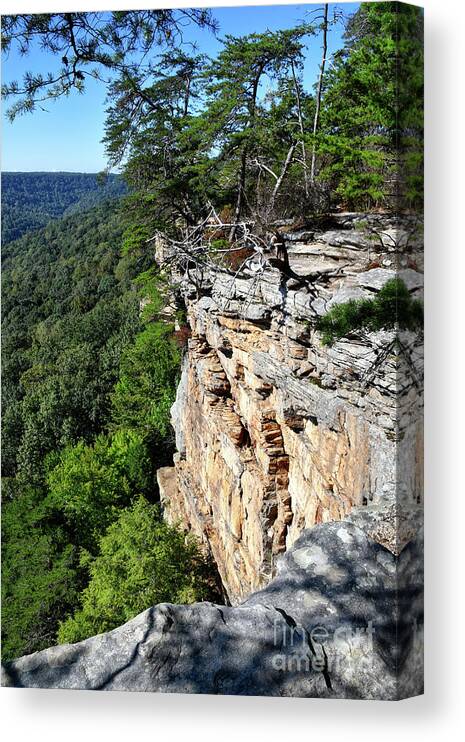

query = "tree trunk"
[
  {"left": 310, "top": 3, "right": 329, "bottom": 185},
  {"left": 229, "top": 69, "right": 263, "bottom": 242},
  {"left": 229, "top": 147, "right": 248, "bottom": 241},
  {"left": 291, "top": 61, "right": 309, "bottom": 199},
  {"left": 269, "top": 141, "right": 297, "bottom": 214},
  {"left": 183, "top": 73, "right": 192, "bottom": 117}
]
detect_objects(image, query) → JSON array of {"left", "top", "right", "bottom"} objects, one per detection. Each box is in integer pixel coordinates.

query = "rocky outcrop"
[
  {"left": 1, "top": 517, "right": 423, "bottom": 700},
  {"left": 158, "top": 213, "right": 424, "bottom": 602}
]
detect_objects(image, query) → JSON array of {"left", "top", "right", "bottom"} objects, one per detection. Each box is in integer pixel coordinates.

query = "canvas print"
[{"left": 1, "top": 2, "right": 423, "bottom": 699}]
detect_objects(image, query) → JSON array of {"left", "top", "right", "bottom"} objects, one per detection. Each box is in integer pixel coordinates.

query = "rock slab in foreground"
[{"left": 2, "top": 519, "right": 423, "bottom": 700}]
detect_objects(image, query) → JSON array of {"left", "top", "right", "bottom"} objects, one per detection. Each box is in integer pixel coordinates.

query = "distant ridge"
[{"left": 1, "top": 171, "right": 127, "bottom": 244}]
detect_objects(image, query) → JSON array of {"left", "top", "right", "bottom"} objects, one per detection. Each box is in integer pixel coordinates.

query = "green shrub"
[{"left": 316, "top": 278, "right": 423, "bottom": 345}]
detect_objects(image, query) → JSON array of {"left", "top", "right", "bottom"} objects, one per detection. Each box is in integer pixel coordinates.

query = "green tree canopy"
[
  {"left": 111, "top": 320, "right": 180, "bottom": 442},
  {"left": 318, "top": 2, "right": 423, "bottom": 208},
  {"left": 58, "top": 498, "right": 217, "bottom": 644},
  {"left": 201, "top": 26, "right": 313, "bottom": 231},
  {"left": 44, "top": 430, "right": 151, "bottom": 552},
  {"left": 1, "top": 10, "right": 217, "bottom": 119},
  {"left": 1, "top": 481, "right": 83, "bottom": 660}
]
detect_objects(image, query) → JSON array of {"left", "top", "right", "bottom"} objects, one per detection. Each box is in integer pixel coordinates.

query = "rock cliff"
[{"left": 158, "top": 213, "right": 423, "bottom": 602}]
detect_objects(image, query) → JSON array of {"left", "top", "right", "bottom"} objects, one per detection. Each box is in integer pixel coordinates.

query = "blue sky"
[{"left": 1, "top": 3, "right": 359, "bottom": 173}]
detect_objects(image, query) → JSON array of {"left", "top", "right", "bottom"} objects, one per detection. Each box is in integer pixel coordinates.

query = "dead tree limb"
[{"left": 268, "top": 141, "right": 297, "bottom": 214}]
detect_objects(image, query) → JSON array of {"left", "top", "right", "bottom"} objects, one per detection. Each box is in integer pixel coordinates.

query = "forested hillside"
[
  {"left": 1, "top": 199, "right": 216, "bottom": 660},
  {"left": 1, "top": 172, "right": 126, "bottom": 243}
]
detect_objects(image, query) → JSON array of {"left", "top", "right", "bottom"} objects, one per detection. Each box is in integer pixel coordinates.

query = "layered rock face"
[
  {"left": 2, "top": 518, "right": 423, "bottom": 699},
  {"left": 159, "top": 213, "right": 424, "bottom": 603}
]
